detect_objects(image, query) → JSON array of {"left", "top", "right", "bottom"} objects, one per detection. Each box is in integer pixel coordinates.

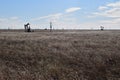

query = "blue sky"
[{"left": 0, "top": 0, "right": 120, "bottom": 29}]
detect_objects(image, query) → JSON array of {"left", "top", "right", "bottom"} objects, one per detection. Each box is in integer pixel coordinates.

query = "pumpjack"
[
  {"left": 100, "top": 26, "right": 104, "bottom": 31},
  {"left": 24, "top": 23, "right": 31, "bottom": 32}
]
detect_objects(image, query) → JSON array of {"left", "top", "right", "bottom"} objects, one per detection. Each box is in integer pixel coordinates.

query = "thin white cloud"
[
  {"left": 31, "top": 7, "right": 81, "bottom": 29},
  {"left": 10, "top": 17, "right": 19, "bottom": 20},
  {"left": 32, "top": 7, "right": 81, "bottom": 22},
  {"left": 92, "top": 1, "right": 120, "bottom": 18},
  {"left": 66, "top": 7, "right": 81, "bottom": 13},
  {"left": 32, "top": 13, "right": 62, "bottom": 21},
  {"left": 87, "top": 1, "right": 120, "bottom": 29},
  {"left": 30, "top": 13, "right": 64, "bottom": 29},
  {"left": 107, "top": 1, "right": 120, "bottom": 7},
  {"left": 0, "top": 18, "right": 7, "bottom": 22},
  {"left": 98, "top": 6, "right": 108, "bottom": 10},
  {"left": 0, "top": 17, "right": 24, "bottom": 29}
]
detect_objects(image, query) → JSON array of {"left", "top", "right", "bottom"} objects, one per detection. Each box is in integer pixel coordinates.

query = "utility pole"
[{"left": 50, "top": 22, "right": 52, "bottom": 32}]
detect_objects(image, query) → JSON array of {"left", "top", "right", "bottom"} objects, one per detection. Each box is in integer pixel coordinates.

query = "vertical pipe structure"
[
  {"left": 50, "top": 22, "right": 52, "bottom": 32},
  {"left": 24, "top": 24, "right": 27, "bottom": 32}
]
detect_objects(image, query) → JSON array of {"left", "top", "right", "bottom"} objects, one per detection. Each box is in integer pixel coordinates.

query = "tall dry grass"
[{"left": 0, "top": 30, "right": 120, "bottom": 80}]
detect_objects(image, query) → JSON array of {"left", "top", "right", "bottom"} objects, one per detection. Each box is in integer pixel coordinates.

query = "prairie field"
[{"left": 0, "top": 30, "right": 120, "bottom": 80}]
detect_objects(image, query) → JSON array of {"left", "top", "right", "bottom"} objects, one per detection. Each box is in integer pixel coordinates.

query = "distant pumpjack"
[
  {"left": 100, "top": 26, "right": 104, "bottom": 31},
  {"left": 50, "top": 22, "right": 52, "bottom": 32},
  {"left": 24, "top": 23, "right": 31, "bottom": 32}
]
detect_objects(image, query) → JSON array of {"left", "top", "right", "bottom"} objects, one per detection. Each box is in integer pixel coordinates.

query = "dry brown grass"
[{"left": 0, "top": 30, "right": 120, "bottom": 80}]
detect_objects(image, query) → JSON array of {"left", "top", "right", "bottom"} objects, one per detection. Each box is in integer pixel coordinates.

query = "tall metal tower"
[{"left": 50, "top": 22, "right": 52, "bottom": 32}]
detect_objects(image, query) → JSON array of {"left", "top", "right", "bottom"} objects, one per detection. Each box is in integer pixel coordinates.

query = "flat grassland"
[{"left": 0, "top": 30, "right": 120, "bottom": 80}]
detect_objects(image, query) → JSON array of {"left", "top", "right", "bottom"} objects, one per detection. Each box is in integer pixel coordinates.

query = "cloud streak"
[
  {"left": 0, "top": 6, "right": 81, "bottom": 29},
  {"left": 32, "top": 13, "right": 62, "bottom": 21},
  {"left": 0, "top": 17, "right": 24, "bottom": 29},
  {"left": 98, "top": 6, "right": 108, "bottom": 10},
  {"left": 66, "top": 7, "right": 81, "bottom": 13},
  {"left": 92, "top": 1, "right": 120, "bottom": 18},
  {"left": 87, "top": 1, "right": 120, "bottom": 29},
  {"left": 32, "top": 7, "right": 81, "bottom": 21}
]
